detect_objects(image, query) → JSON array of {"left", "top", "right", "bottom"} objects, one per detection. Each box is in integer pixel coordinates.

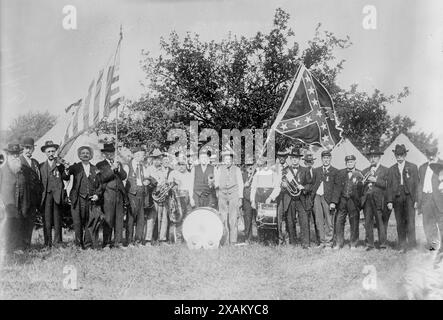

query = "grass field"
[{"left": 1, "top": 217, "right": 442, "bottom": 300}]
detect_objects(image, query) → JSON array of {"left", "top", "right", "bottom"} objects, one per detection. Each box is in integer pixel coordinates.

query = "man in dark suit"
[
  {"left": 96, "top": 143, "right": 128, "bottom": 249},
  {"left": 311, "top": 150, "right": 338, "bottom": 247},
  {"left": 39, "top": 140, "right": 67, "bottom": 247},
  {"left": 19, "top": 137, "right": 43, "bottom": 249},
  {"left": 278, "top": 148, "right": 312, "bottom": 248},
  {"left": 361, "top": 148, "right": 389, "bottom": 250},
  {"left": 331, "top": 155, "right": 364, "bottom": 249},
  {"left": 242, "top": 163, "right": 255, "bottom": 243},
  {"left": 62, "top": 146, "right": 102, "bottom": 249},
  {"left": 386, "top": 144, "right": 419, "bottom": 252},
  {"left": 417, "top": 147, "right": 443, "bottom": 251}
]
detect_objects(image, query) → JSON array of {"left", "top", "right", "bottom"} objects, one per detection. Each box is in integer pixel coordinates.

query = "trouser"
[
  {"left": 252, "top": 188, "right": 273, "bottom": 242},
  {"left": 313, "top": 195, "right": 332, "bottom": 244},
  {"left": 393, "top": 190, "right": 416, "bottom": 250},
  {"left": 103, "top": 190, "right": 125, "bottom": 247},
  {"left": 218, "top": 191, "right": 239, "bottom": 244},
  {"left": 1, "top": 217, "right": 24, "bottom": 252},
  {"left": 363, "top": 195, "right": 386, "bottom": 248},
  {"left": 382, "top": 207, "right": 392, "bottom": 234},
  {"left": 43, "top": 192, "right": 62, "bottom": 247},
  {"left": 193, "top": 191, "right": 217, "bottom": 208},
  {"left": 277, "top": 202, "right": 288, "bottom": 244},
  {"left": 71, "top": 197, "right": 97, "bottom": 249},
  {"left": 169, "top": 193, "right": 191, "bottom": 243},
  {"left": 145, "top": 202, "right": 168, "bottom": 242},
  {"left": 336, "top": 197, "right": 359, "bottom": 248},
  {"left": 421, "top": 193, "right": 441, "bottom": 249},
  {"left": 23, "top": 208, "right": 37, "bottom": 248},
  {"left": 242, "top": 199, "right": 254, "bottom": 241},
  {"left": 126, "top": 192, "right": 146, "bottom": 244},
  {"left": 285, "top": 198, "right": 309, "bottom": 246}
]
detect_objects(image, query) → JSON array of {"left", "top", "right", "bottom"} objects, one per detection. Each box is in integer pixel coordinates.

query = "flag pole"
[{"left": 115, "top": 25, "right": 123, "bottom": 159}]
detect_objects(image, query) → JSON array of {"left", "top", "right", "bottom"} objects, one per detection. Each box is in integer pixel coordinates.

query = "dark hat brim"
[
  {"left": 100, "top": 147, "right": 115, "bottom": 153},
  {"left": 366, "top": 151, "right": 384, "bottom": 156},
  {"left": 40, "top": 144, "right": 59, "bottom": 152},
  {"left": 4, "top": 147, "right": 23, "bottom": 154}
]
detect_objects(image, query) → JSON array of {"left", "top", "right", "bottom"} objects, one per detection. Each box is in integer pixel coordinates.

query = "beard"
[{"left": 7, "top": 157, "right": 22, "bottom": 174}]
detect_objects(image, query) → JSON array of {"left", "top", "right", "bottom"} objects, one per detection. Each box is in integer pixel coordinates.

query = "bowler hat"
[
  {"left": 21, "top": 137, "right": 36, "bottom": 148},
  {"left": 40, "top": 140, "right": 59, "bottom": 152},
  {"left": 77, "top": 146, "right": 94, "bottom": 159},
  {"left": 289, "top": 148, "right": 302, "bottom": 157},
  {"left": 345, "top": 154, "right": 356, "bottom": 162},
  {"left": 366, "top": 148, "right": 384, "bottom": 156},
  {"left": 4, "top": 143, "right": 23, "bottom": 154},
  {"left": 100, "top": 143, "right": 115, "bottom": 153},
  {"left": 302, "top": 153, "right": 316, "bottom": 162},
  {"left": 392, "top": 144, "right": 408, "bottom": 155}
]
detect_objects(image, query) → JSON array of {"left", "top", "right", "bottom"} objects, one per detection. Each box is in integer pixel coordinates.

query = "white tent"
[
  {"left": 310, "top": 138, "right": 370, "bottom": 170},
  {"left": 380, "top": 133, "right": 427, "bottom": 168}
]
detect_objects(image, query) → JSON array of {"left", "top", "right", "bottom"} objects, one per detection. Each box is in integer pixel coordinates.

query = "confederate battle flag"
[{"left": 271, "top": 63, "right": 343, "bottom": 149}]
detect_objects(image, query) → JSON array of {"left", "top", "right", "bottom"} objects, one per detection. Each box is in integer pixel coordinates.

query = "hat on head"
[
  {"left": 21, "top": 137, "right": 36, "bottom": 148},
  {"left": 425, "top": 146, "right": 438, "bottom": 157},
  {"left": 277, "top": 148, "right": 289, "bottom": 157},
  {"left": 392, "top": 144, "right": 408, "bottom": 155},
  {"left": 41, "top": 140, "right": 60, "bottom": 152},
  {"left": 77, "top": 146, "right": 94, "bottom": 159},
  {"left": 345, "top": 154, "right": 356, "bottom": 162},
  {"left": 366, "top": 147, "right": 384, "bottom": 156},
  {"left": 4, "top": 143, "right": 23, "bottom": 155},
  {"left": 303, "top": 153, "right": 316, "bottom": 163},
  {"left": 321, "top": 150, "right": 332, "bottom": 158},
  {"left": 100, "top": 143, "right": 115, "bottom": 153},
  {"left": 150, "top": 148, "right": 163, "bottom": 158},
  {"left": 289, "top": 148, "right": 302, "bottom": 157}
]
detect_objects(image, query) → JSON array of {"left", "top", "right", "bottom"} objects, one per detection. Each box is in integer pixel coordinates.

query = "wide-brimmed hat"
[
  {"left": 289, "top": 148, "right": 302, "bottom": 157},
  {"left": 392, "top": 144, "right": 408, "bottom": 155},
  {"left": 40, "top": 140, "right": 59, "bottom": 152},
  {"left": 100, "top": 143, "right": 115, "bottom": 153},
  {"left": 77, "top": 146, "right": 94, "bottom": 159},
  {"left": 345, "top": 154, "right": 356, "bottom": 162},
  {"left": 150, "top": 148, "right": 163, "bottom": 158},
  {"left": 429, "top": 161, "right": 443, "bottom": 174},
  {"left": 302, "top": 153, "right": 316, "bottom": 162},
  {"left": 277, "top": 148, "right": 289, "bottom": 157},
  {"left": 21, "top": 137, "right": 36, "bottom": 148},
  {"left": 366, "top": 148, "right": 384, "bottom": 156},
  {"left": 4, "top": 143, "right": 23, "bottom": 154}
]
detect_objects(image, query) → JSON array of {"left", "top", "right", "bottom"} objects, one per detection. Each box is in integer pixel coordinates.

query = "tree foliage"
[{"left": 6, "top": 111, "right": 57, "bottom": 143}]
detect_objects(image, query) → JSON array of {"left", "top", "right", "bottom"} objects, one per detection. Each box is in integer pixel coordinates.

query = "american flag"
[
  {"left": 271, "top": 63, "right": 343, "bottom": 150},
  {"left": 60, "top": 33, "right": 122, "bottom": 155}
]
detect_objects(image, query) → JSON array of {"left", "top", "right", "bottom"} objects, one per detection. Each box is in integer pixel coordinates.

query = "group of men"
[{"left": 1, "top": 136, "right": 443, "bottom": 259}]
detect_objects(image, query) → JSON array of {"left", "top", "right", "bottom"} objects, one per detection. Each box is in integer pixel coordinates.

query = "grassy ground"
[{"left": 1, "top": 217, "right": 442, "bottom": 300}]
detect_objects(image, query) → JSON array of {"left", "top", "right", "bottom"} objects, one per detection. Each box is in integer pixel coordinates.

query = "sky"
[{"left": 1, "top": 0, "right": 443, "bottom": 149}]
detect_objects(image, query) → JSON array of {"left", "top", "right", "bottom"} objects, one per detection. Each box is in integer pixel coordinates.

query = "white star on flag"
[
  {"left": 322, "top": 135, "right": 330, "bottom": 142},
  {"left": 316, "top": 110, "right": 322, "bottom": 117},
  {"left": 293, "top": 119, "right": 300, "bottom": 127},
  {"left": 280, "top": 123, "right": 288, "bottom": 130},
  {"left": 320, "top": 123, "right": 327, "bottom": 130},
  {"left": 305, "top": 116, "right": 312, "bottom": 123},
  {"left": 312, "top": 99, "right": 318, "bottom": 106},
  {"left": 304, "top": 75, "right": 312, "bottom": 82},
  {"left": 308, "top": 87, "right": 315, "bottom": 95}
]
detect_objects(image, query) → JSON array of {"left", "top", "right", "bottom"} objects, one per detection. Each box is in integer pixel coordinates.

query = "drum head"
[{"left": 182, "top": 207, "right": 223, "bottom": 250}]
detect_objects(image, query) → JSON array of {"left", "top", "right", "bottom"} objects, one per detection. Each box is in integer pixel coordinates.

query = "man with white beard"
[{"left": 0, "top": 144, "right": 30, "bottom": 254}]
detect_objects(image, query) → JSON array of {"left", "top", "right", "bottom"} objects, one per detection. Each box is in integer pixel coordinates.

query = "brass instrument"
[
  {"left": 168, "top": 186, "right": 184, "bottom": 224},
  {"left": 282, "top": 170, "right": 302, "bottom": 197},
  {"left": 152, "top": 181, "right": 176, "bottom": 204}
]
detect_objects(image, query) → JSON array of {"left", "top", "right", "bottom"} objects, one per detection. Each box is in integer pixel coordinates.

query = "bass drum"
[{"left": 182, "top": 207, "right": 223, "bottom": 250}]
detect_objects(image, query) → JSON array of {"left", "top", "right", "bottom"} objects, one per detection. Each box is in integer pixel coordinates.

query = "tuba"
[
  {"left": 152, "top": 182, "right": 175, "bottom": 203},
  {"left": 282, "top": 173, "right": 302, "bottom": 197}
]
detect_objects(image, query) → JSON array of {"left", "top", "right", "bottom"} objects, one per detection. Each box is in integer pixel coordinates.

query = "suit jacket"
[
  {"left": 20, "top": 155, "right": 43, "bottom": 209},
  {"left": 361, "top": 164, "right": 388, "bottom": 209},
  {"left": 39, "top": 160, "right": 66, "bottom": 206},
  {"left": 331, "top": 168, "right": 363, "bottom": 208},
  {"left": 417, "top": 162, "right": 443, "bottom": 213},
  {"left": 242, "top": 170, "right": 253, "bottom": 202},
  {"left": 280, "top": 166, "right": 312, "bottom": 213},
  {"left": 311, "top": 165, "right": 338, "bottom": 204},
  {"left": 386, "top": 161, "right": 419, "bottom": 204},
  {"left": 62, "top": 162, "right": 103, "bottom": 208},
  {"left": 96, "top": 160, "right": 127, "bottom": 196}
]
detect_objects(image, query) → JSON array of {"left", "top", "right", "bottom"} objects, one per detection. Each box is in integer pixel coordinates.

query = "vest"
[
  {"left": 219, "top": 165, "right": 239, "bottom": 195},
  {"left": 194, "top": 164, "right": 214, "bottom": 195},
  {"left": 344, "top": 171, "right": 353, "bottom": 198},
  {"left": 47, "top": 163, "right": 62, "bottom": 193},
  {"left": 79, "top": 174, "right": 94, "bottom": 198}
]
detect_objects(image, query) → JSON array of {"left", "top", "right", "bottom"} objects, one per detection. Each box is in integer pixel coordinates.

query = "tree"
[{"left": 6, "top": 111, "right": 57, "bottom": 143}]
